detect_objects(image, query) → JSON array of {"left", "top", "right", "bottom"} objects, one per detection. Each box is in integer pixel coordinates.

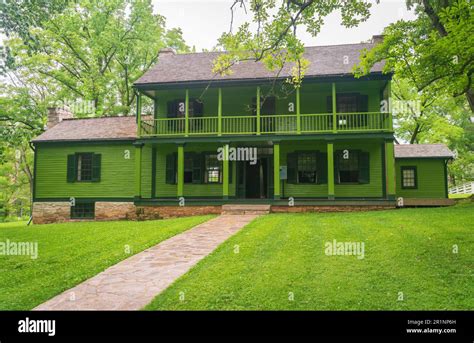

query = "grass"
[
  {"left": 449, "top": 193, "right": 472, "bottom": 199},
  {"left": 145, "top": 203, "right": 474, "bottom": 310},
  {"left": 0, "top": 216, "right": 214, "bottom": 310}
]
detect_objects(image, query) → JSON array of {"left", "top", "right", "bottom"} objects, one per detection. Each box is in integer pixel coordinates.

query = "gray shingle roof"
[
  {"left": 394, "top": 144, "right": 454, "bottom": 159},
  {"left": 32, "top": 116, "right": 137, "bottom": 142},
  {"left": 135, "top": 43, "right": 386, "bottom": 85}
]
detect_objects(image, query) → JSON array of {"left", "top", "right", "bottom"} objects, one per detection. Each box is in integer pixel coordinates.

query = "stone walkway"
[{"left": 34, "top": 214, "right": 259, "bottom": 310}]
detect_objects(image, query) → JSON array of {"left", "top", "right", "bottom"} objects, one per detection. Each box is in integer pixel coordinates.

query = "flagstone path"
[{"left": 34, "top": 214, "right": 259, "bottom": 310}]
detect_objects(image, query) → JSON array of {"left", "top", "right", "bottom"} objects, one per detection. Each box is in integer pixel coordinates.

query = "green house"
[{"left": 31, "top": 39, "right": 454, "bottom": 223}]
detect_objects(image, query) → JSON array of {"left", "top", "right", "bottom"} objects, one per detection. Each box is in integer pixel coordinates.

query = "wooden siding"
[
  {"left": 395, "top": 158, "right": 447, "bottom": 199},
  {"left": 35, "top": 144, "right": 135, "bottom": 199}
]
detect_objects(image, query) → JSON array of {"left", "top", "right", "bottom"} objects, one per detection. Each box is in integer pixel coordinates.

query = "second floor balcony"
[{"left": 136, "top": 79, "right": 393, "bottom": 139}]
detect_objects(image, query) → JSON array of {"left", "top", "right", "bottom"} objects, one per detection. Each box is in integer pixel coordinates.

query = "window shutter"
[
  {"left": 358, "top": 151, "right": 370, "bottom": 184},
  {"left": 261, "top": 96, "right": 276, "bottom": 115},
  {"left": 318, "top": 152, "right": 328, "bottom": 184},
  {"left": 192, "top": 153, "right": 202, "bottom": 184},
  {"left": 167, "top": 101, "right": 177, "bottom": 118},
  {"left": 92, "top": 154, "right": 101, "bottom": 182},
  {"left": 67, "top": 154, "right": 76, "bottom": 182},
  {"left": 334, "top": 150, "right": 342, "bottom": 184},
  {"left": 326, "top": 96, "right": 333, "bottom": 113},
  {"left": 166, "top": 153, "right": 177, "bottom": 184},
  {"left": 287, "top": 152, "right": 298, "bottom": 184},
  {"left": 193, "top": 100, "right": 204, "bottom": 117},
  {"left": 357, "top": 94, "right": 369, "bottom": 112},
  {"left": 228, "top": 161, "right": 233, "bottom": 183}
]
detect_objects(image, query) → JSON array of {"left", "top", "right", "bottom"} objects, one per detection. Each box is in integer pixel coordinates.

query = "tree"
[
  {"left": 6, "top": 0, "right": 189, "bottom": 116},
  {"left": 213, "top": 0, "right": 376, "bottom": 85},
  {"left": 355, "top": 0, "right": 474, "bottom": 112}
]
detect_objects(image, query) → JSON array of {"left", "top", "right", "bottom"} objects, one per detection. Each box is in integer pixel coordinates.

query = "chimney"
[
  {"left": 47, "top": 106, "right": 73, "bottom": 129},
  {"left": 159, "top": 47, "right": 176, "bottom": 56},
  {"left": 372, "top": 35, "right": 384, "bottom": 44}
]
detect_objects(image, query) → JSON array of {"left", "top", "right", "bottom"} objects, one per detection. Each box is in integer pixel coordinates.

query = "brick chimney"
[
  {"left": 159, "top": 47, "right": 176, "bottom": 56},
  {"left": 372, "top": 35, "right": 384, "bottom": 44},
  {"left": 47, "top": 106, "right": 73, "bottom": 129}
]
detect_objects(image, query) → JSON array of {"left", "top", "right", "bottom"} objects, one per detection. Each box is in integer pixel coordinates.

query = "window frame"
[
  {"left": 70, "top": 202, "right": 95, "bottom": 219},
  {"left": 296, "top": 152, "right": 318, "bottom": 184},
  {"left": 76, "top": 152, "right": 94, "bottom": 182},
  {"left": 337, "top": 150, "right": 360, "bottom": 184},
  {"left": 401, "top": 166, "right": 418, "bottom": 189},
  {"left": 204, "top": 153, "right": 222, "bottom": 184}
]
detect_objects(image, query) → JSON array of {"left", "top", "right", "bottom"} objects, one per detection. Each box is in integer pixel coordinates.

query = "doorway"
[{"left": 236, "top": 156, "right": 272, "bottom": 199}]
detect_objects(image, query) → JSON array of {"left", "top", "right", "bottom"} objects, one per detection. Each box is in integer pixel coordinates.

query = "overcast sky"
[{"left": 153, "top": 0, "right": 416, "bottom": 51}]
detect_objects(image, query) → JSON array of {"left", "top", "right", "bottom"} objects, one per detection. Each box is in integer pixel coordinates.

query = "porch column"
[
  {"left": 256, "top": 86, "right": 261, "bottom": 135},
  {"left": 136, "top": 92, "right": 142, "bottom": 137},
  {"left": 332, "top": 82, "right": 337, "bottom": 133},
  {"left": 134, "top": 142, "right": 143, "bottom": 199},
  {"left": 327, "top": 142, "right": 335, "bottom": 200},
  {"left": 223, "top": 144, "right": 229, "bottom": 199},
  {"left": 273, "top": 142, "right": 281, "bottom": 199},
  {"left": 185, "top": 89, "right": 189, "bottom": 137},
  {"left": 177, "top": 144, "right": 184, "bottom": 198},
  {"left": 385, "top": 140, "right": 396, "bottom": 200},
  {"left": 153, "top": 97, "right": 158, "bottom": 135},
  {"left": 218, "top": 88, "right": 222, "bottom": 136},
  {"left": 296, "top": 87, "right": 301, "bottom": 134}
]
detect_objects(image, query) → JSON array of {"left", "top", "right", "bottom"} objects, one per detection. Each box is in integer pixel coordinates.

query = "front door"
[{"left": 237, "top": 157, "right": 269, "bottom": 199}]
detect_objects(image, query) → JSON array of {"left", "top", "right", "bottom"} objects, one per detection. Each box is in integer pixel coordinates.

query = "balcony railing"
[{"left": 140, "top": 112, "right": 392, "bottom": 137}]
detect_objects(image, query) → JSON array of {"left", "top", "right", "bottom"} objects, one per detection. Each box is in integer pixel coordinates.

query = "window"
[
  {"left": 401, "top": 166, "right": 417, "bottom": 189},
  {"left": 337, "top": 94, "right": 358, "bottom": 113},
  {"left": 77, "top": 153, "right": 93, "bottom": 181},
  {"left": 205, "top": 154, "right": 221, "bottom": 183},
  {"left": 71, "top": 202, "right": 95, "bottom": 219},
  {"left": 167, "top": 99, "right": 203, "bottom": 118},
  {"left": 297, "top": 153, "right": 318, "bottom": 183},
  {"left": 67, "top": 153, "right": 101, "bottom": 183},
  {"left": 338, "top": 151, "right": 359, "bottom": 183}
]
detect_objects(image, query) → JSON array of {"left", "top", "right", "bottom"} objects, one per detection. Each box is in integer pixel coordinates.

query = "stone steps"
[{"left": 221, "top": 204, "right": 271, "bottom": 215}]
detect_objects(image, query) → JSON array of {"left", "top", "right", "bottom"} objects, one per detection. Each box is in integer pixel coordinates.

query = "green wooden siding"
[
  {"left": 35, "top": 144, "right": 135, "bottom": 199},
  {"left": 395, "top": 159, "right": 447, "bottom": 198},
  {"left": 281, "top": 140, "right": 383, "bottom": 198}
]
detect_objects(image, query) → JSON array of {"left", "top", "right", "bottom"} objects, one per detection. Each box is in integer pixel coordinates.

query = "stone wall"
[
  {"left": 271, "top": 205, "right": 395, "bottom": 213},
  {"left": 95, "top": 202, "right": 136, "bottom": 220},
  {"left": 32, "top": 202, "right": 71, "bottom": 224},
  {"left": 134, "top": 206, "right": 222, "bottom": 220}
]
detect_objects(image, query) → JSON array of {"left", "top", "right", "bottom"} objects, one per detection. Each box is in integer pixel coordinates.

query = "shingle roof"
[
  {"left": 394, "top": 144, "right": 454, "bottom": 159},
  {"left": 135, "top": 43, "right": 386, "bottom": 85},
  {"left": 32, "top": 116, "right": 137, "bottom": 142}
]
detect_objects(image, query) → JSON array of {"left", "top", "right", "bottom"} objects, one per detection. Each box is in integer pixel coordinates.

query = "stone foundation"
[
  {"left": 95, "top": 202, "right": 136, "bottom": 220},
  {"left": 33, "top": 202, "right": 71, "bottom": 224},
  {"left": 134, "top": 206, "right": 222, "bottom": 220}
]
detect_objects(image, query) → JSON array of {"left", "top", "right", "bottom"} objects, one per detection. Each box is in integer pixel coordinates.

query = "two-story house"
[{"left": 31, "top": 37, "right": 454, "bottom": 223}]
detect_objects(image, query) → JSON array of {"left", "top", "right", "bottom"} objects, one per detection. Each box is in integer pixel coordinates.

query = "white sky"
[{"left": 153, "top": 0, "right": 416, "bottom": 51}]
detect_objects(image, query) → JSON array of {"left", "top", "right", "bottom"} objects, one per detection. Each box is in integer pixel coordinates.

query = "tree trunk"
[{"left": 466, "top": 89, "right": 474, "bottom": 113}]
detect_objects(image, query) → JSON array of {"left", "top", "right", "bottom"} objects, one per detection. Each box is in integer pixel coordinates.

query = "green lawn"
[
  {"left": 449, "top": 193, "right": 472, "bottom": 199},
  {"left": 146, "top": 203, "right": 474, "bottom": 310},
  {"left": 0, "top": 216, "right": 214, "bottom": 310}
]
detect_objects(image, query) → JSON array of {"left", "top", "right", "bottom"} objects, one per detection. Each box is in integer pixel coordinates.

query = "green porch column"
[
  {"left": 296, "top": 87, "right": 301, "bottom": 134},
  {"left": 387, "top": 80, "right": 393, "bottom": 131},
  {"left": 218, "top": 88, "right": 222, "bottom": 136},
  {"left": 385, "top": 140, "right": 396, "bottom": 200},
  {"left": 136, "top": 93, "right": 142, "bottom": 137},
  {"left": 177, "top": 144, "right": 184, "bottom": 197},
  {"left": 223, "top": 144, "right": 229, "bottom": 199},
  {"left": 273, "top": 142, "right": 281, "bottom": 199},
  {"left": 332, "top": 82, "right": 337, "bottom": 133},
  {"left": 134, "top": 143, "right": 143, "bottom": 199},
  {"left": 256, "top": 86, "right": 261, "bottom": 135},
  {"left": 153, "top": 97, "right": 158, "bottom": 135},
  {"left": 327, "top": 142, "right": 335, "bottom": 200},
  {"left": 185, "top": 89, "right": 189, "bottom": 137}
]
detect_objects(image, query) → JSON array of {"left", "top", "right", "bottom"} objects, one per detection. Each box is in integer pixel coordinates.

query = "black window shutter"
[
  {"left": 334, "top": 150, "right": 342, "bottom": 184},
  {"left": 287, "top": 152, "right": 298, "bottom": 184},
  {"left": 326, "top": 96, "right": 333, "bottom": 113},
  {"left": 358, "top": 151, "right": 370, "bottom": 184},
  {"left": 166, "top": 153, "right": 177, "bottom": 184},
  {"left": 67, "top": 154, "right": 76, "bottom": 182},
  {"left": 318, "top": 152, "right": 328, "bottom": 184},
  {"left": 193, "top": 100, "right": 204, "bottom": 117},
  {"left": 228, "top": 161, "right": 233, "bottom": 183},
  {"left": 261, "top": 96, "right": 276, "bottom": 115},
  {"left": 192, "top": 153, "right": 202, "bottom": 184},
  {"left": 92, "top": 154, "right": 101, "bottom": 182},
  {"left": 357, "top": 94, "right": 369, "bottom": 112},
  {"left": 167, "top": 101, "right": 177, "bottom": 118}
]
